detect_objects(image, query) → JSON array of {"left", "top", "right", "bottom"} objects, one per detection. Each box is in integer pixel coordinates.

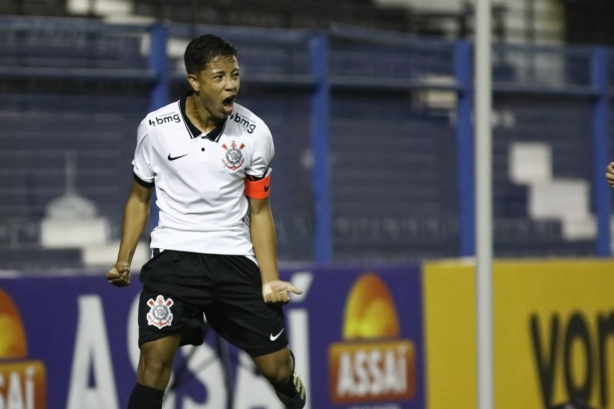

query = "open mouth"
[
  {"left": 223, "top": 96, "right": 235, "bottom": 107},
  {"left": 222, "top": 96, "right": 235, "bottom": 115}
]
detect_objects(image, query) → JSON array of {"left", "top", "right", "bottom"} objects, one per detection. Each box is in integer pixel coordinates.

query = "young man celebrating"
[{"left": 106, "top": 34, "right": 306, "bottom": 409}]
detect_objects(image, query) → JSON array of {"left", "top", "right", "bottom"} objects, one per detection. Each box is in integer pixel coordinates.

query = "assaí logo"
[
  {"left": 328, "top": 273, "right": 415, "bottom": 405},
  {"left": 0, "top": 289, "right": 46, "bottom": 409}
]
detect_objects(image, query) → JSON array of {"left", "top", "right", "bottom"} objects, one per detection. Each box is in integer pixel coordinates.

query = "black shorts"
[{"left": 136, "top": 249, "right": 288, "bottom": 357}]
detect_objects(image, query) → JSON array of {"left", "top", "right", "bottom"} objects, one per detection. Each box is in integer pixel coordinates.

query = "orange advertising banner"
[
  {"left": 329, "top": 340, "right": 416, "bottom": 404},
  {"left": 0, "top": 288, "right": 47, "bottom": 409},
  {"left": 0, "top": 361, "right": 46, "bottom": 409}
]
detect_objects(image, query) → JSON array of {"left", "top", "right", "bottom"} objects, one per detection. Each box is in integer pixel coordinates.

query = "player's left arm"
[
  {"left": 248, "top": 195, "right": 302, "bottom": 303},
  {"left": 247, "top": 123, "right": 300, "bottom": 302}
]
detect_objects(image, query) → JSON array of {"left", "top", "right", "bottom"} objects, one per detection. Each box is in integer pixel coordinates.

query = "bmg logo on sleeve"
[
  {"left": 149, "top": 113, "right": 181, "bottom": 127},
  {"left": 229, "top": 112, "right": 257, "bottom": 134}
]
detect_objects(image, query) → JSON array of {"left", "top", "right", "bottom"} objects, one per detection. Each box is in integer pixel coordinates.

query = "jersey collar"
[{"left": 179, "top": 91, "right": 226, "bottom": 142}]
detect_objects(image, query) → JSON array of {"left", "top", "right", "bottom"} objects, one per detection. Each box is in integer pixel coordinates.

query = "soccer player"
[
  {"left": 607, "top": 162, "right": 614, "bottom": 187},
  {"left": 105, "top": 34, "right": 306, "bottom": 409}
]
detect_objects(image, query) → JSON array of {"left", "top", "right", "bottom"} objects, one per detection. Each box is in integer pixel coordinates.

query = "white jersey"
[{"left": 132, "top": 94, "right": 274, "bottom": 257}]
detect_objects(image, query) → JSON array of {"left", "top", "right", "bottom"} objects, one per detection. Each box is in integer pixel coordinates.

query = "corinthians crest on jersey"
[
  {"left": 222, "top": 141, "right": 245, "bottom": 170},
  {"left": 146, "top": 295, "right": 174, "bottom": 329}
]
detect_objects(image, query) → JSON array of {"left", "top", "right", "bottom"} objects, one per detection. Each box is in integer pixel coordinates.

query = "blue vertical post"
[
  {"left": 148, "top": 23, "right": 169, "bottom": 230},
  {"left": 455, "top": 41, "right": 475, "bottom": 256},
  {"left": 310, "top": 33, "right": 332, "bottom": 263},
  {"left": 149, "top": 23, "right": 169, "bottom": 111},
  {"left": 591, "top": 47, "right": 611, "bottom": 256}
]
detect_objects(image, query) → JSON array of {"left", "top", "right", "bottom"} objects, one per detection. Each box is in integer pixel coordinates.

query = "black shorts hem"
[
  {"left": 138, "top": 322, "right": 206, "bottom": 348},
  {"left": 246, "top": 341, "right": 289, "bottom": 358}
]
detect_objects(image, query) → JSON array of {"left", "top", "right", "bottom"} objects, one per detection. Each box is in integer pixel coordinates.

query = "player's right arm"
[
  {"left": 106, "top": 180, "right": 153, "bottom": 287},
  {"left": 606, "top": 162, "right": 614, "bottom": 188},
  {"left": 107, "top": 119, "right": 155, "bottom": 287}
]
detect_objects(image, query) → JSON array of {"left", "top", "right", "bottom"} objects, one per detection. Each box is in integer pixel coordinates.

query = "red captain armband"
[{"left": 245, "top": 173, "right": 271, "bottom": 199}]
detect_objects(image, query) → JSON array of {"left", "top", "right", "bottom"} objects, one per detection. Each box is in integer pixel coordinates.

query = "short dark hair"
[{"left": 184, "top": 34, "right": 238, "bottom": 75}]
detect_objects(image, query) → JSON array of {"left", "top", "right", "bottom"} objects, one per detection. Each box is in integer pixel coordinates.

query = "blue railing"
[{"left": 0, "top": 16, "right": 611, "bottom": 268}]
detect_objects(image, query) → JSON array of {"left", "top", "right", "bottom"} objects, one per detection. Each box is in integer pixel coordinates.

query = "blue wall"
[{"left": 0, "top": 17, "right": 612, "bottom": 268}]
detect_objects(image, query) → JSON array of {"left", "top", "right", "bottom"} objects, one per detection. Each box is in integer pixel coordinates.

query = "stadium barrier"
[{"left": 2, "top": 259, "right": 614, "bottom": 408}]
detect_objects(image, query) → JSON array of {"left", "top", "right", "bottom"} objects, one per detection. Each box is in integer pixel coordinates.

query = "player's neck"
[{"left": 186, "top": 94, "right": 220, "bottom": 135}]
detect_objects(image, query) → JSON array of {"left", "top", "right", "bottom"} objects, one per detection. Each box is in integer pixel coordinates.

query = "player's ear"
[{"left": 187, "top": 74, "right": 200, "bottom": 92}]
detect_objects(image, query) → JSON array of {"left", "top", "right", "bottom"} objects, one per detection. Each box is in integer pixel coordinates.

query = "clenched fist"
[{"left": 106, "top": 261, "right": 131, "bottom": 287}]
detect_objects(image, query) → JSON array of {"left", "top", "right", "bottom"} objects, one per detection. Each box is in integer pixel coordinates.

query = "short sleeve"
[
  {"left": 246, "top": 124, "right": 274, "bottom": 178},
  {"left": 131, "top": 119, "right": 154, "bottom": 183}
]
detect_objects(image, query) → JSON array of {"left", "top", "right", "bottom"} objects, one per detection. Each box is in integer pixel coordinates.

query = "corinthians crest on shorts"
[
  {"left": 146, "top": 295, "right": 174, "bottom": 329},
  {"left": 222, "top": 140, "right": 245, "bottom": 171}
]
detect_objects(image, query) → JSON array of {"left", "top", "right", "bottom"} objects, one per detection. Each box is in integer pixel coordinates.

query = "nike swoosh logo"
[
  {"left": 264, "top": 184, "right": 270, "bottom": 192},
  {"left": 168, "top": 153, "right": 188, "bottom": 161},
  {"left": 270, "top": 328, "right": 285, "bottom": 341}
]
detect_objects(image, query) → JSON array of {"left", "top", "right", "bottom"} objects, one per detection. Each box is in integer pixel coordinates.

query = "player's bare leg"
[
  {"left": 252, "top": 346, "right": 306, "bottom": 409},
  {"left": 127, "top": 333, "right": 182, "bottom": 409}
]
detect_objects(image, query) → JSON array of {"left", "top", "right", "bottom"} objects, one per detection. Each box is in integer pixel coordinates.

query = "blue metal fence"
[{"left": 0, "top": 16, "right": 611, "bottom": 268}]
